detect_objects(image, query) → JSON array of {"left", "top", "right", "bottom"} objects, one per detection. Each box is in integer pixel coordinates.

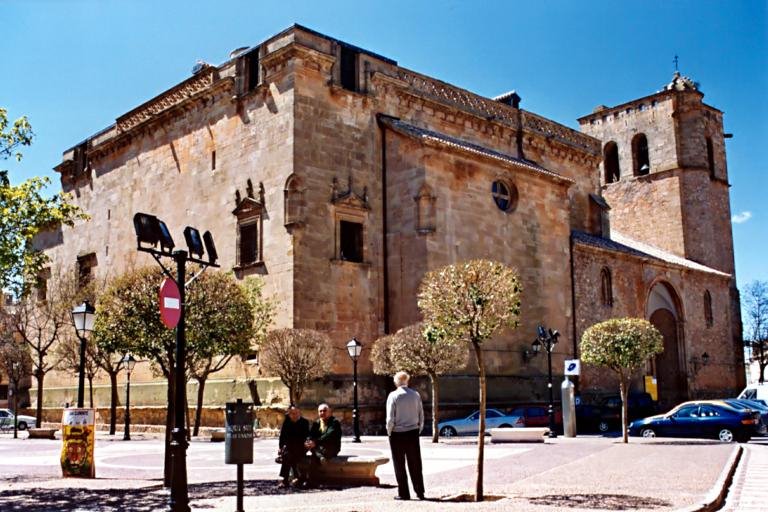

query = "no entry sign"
[{"left": 159, "top": 278, "right": 181, "bottom": 329}]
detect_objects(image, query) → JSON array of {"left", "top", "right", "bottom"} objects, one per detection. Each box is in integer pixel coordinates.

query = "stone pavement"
[
  {"left": 0, "top": 431, "right": 748, "bottom": 511},
  {"left": 720, "top": 438, "right": 768, "bottom": 511}
]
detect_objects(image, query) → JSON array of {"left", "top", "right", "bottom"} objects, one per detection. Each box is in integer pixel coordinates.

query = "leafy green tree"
[
  {"left": 417, "top": 259, "right": 522, "bottom": 501},
  {"left": 0, "top": 330, "right": 33, "bottom": 438},
  {"left": 94, "top": 266, "right": 254, "bottom": 482},
  {"left": 0, "top": 108, "right": 85, "bottom": 295},
  {"left": 580, "top": 317, "right": 664, "bottom": 443},
  {"left": 371, "top": 323, "right": 468, "bottom": 443},
  {"left": 259, "top": 328, "right": 334, "bottom": 405}
]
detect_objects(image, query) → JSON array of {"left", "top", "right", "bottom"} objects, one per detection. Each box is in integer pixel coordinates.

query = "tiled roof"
[
  {"left": 572, "top": 230, "right": 731, "bottom": 277},
  {"left": 379, "top": 116, "right": 571, "bottom": 184}
]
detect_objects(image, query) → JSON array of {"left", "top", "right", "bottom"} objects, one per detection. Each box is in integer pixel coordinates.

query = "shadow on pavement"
[
  {"left": 527, "top": 493, "right": 671, "bottom": 510},
  {"left": 0, "top": 479, "right": 330, "bottom": 512}
]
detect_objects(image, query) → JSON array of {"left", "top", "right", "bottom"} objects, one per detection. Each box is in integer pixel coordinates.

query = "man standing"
[
  {"left": 303, "top": 403, "right": 342, "bottom": 486},
  {"left": 386, "top": 371, "right": 425, "bottom": 501},
  {"left": 277, "top": 405, "right": 310, "bottom": 487}
]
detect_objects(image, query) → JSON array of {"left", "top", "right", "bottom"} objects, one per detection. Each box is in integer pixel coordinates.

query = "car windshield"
[{"left": 486, "top": 410, "right": 502, "bottom": 418}]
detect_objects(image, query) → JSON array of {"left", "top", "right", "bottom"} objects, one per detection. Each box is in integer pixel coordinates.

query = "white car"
[
  {"left": 438, "top": 408, "right": 524, "bottom": 437},
  {"left": 0, "top": 408, "right": 37, "bottom": 430}
]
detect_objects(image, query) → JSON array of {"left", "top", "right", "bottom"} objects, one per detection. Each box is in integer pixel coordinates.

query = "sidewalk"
[{"left": 0, "top": 433, "right": 741, "bottom": 511}]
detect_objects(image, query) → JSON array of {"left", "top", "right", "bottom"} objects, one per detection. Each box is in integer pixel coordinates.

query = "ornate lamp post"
[
  {"left": 11, "top": 362, "right": 19, "bottom": 439},
  {"left": 346, "top": 337, "right": 363, "bottom": 443},
  {"left": 532, "top": 325, "right": 560, "bottom": 439},
  {"left": 122, "top": 354, "right": 137, "bottom": 441},
  {"left": 71, "top": 301, "right": 96, "bottom": 408}
]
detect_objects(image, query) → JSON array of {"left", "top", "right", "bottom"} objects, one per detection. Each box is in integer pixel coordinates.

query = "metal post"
[
  {"left": 77, "top": 333, "right": 87, "bottom": 408},
  {"left": 12, "top": 385, "right": 18, "bottom": 439},
  {"left": 123, "top": 368, "right": 131, "bottom": 441},
  {"left": 236, "top": 464, "right": 244, "bottom": 512},
  {"left": 547, "top": 341, "right": 557, "bottom": 439},
  {"left": 169, "top": 250, "right": 190, "bottom": 512},
  {"left": 352, "top": 358, "right": 361, "bottom": 443}
]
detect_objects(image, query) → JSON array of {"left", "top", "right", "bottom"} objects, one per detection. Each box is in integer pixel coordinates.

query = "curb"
[{"left": 675, "top": 444, "right": 743, "bottom": 512}]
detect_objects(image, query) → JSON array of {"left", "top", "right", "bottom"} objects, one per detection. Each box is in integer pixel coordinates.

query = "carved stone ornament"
[{"left": 331, "top": 174, "right": 370, "bottom": 210}]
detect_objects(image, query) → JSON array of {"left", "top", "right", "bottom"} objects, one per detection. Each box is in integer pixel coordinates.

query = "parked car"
[
  {"left": 508, "top": 404, "right": 563, "bottom": 428},
  {"left": 722, "top": 399, "right": 768, "bottom": 434},
  {"left": 0, "top": 408, "right": 37, "bottom": 430},
  {"left": 598, "top": 392, "right": 657, "bottom": 432},
  {"left": 737, "top": 382, "right": 768, "bottom": 403},
  {"left": 629, "top": 400, "right": 762, "bottom": 442},
  {"left": 574, "top": 404, "right": 606, "bottom": 433},
  {"left": 438, "top": 408, "right": 524, "bottom": 437}
]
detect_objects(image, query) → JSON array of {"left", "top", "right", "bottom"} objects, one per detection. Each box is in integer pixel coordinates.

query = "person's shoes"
[
  {"left": 277, "top": 480, "right": 289, "bottom": 489},
  {"left": 290, "top": 478, "right": 301, "bottom": 486},
  {"left": 300, "top": 480, "right": 313, "bottom": 489},
  {"left": 417, "top": 494, "right": 426, "bottom": 500},
  {"left": 394, "top": 496, "right": 410, "bottom": 501}
]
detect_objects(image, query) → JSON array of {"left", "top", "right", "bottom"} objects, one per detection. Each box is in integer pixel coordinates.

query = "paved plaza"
[{"left": 1, "top": 431, "right": 765, "bottom": 511}]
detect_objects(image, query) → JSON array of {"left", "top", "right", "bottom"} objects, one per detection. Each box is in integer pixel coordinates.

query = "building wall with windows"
[{"left": 32, "top": 25, "right": 743, "bottom": 415}]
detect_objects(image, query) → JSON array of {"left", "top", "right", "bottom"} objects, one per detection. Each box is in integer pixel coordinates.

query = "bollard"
[
  {"left": 225, "top": 399, "right": 254, "bottom": 512},
  {"left": 561, "top": 376, "right": 577, "bottom": 437}
]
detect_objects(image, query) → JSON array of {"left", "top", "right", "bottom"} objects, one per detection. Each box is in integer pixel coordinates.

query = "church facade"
[{"left": 34, "top": 25, "right": 744, "bottom": 416}]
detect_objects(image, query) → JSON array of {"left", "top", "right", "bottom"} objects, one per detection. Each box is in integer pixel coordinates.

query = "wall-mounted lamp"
[{"left": 691, "top": 351, "right": 710, "bottom": 374}]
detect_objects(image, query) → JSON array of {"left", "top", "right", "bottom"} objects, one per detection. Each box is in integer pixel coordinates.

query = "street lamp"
[
  {"left": 71, "top": 301, "right": 96, "bottom": 409},
  {"left": 532, "top": 325, "right": 560, "bottom": 439},
  {"left": 11, "top": 362, "right": 19, "bottom": 439},
  {"left": 122, "top": 354, "right": 137, "bottom": 441},
  {"left": 346, "top": 337, "right": 363, "bottom": 443}
]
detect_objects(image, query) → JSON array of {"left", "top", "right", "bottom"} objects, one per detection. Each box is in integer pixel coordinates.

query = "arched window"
[
  {"left": 491, "top": 180, "right": 519, "bottom": 213},
  {"left": 632, "top": 133, "right": 650, "bottom": 176},
  {"left": 604, "top": 142, "right": 620, "bottom": 183},
  {"left": 414, "top": 183, "right": 436, "bottom": 234},
  {"left": 706, "top": 137, "right": 716, "bottom": 180},
  {"left": 284, "top": 174, "right": 304, "bottom": 227},
  {"left": 704, "top": 290, "right": 713, "bottom": 328},
  {"left": 601, "top": 267, "right": 613, "bottom": 307}
]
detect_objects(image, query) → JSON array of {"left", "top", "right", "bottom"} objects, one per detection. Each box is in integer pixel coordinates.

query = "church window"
[
  {"left": 238, "top": 221, "right": 260, "bottom": 266},
  {"left": 340, "top": 45, "right": 359, "bottom": 92},
  {"left": 604, "top": 142, "right": 620, "bottom": 183},
  {"left": 284, "top": 174, "right": 304, "bottom": 227},
  {"left": 37, "top": 268, "right": 50, "bottom": 302},
  {"left": 76, "top": 253, "right": 97, "bottom": 289},
  {"left": 339, "top": 220, "right": 364, "bottom": 262},
  {"left": 246, "top": 48, "right": 260, "bottom": 91},
  {"left": 491, "top": 180, "right": 518, "bottom": 213},
  {"left": 600, "top": 267, "right": 613, "bottom": 307},
  {"left": 704, "top": 290, "right": 713, "bottom": 328},
  {"left": 632, "top": 133, "right": 650, "bottom": 176},
  {"left": 415, "top": 184, "right": 436, "bottom": 233},
  {"left": 706, "top": 137, "right": 716, "bottom": 179},
  {"left": 232, "top": 180, "right": 265, "bottom": 269}
]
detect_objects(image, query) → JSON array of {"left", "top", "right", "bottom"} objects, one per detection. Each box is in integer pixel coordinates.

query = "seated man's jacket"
[
  {"left": 309, "top": 415, "right": 342, "bottom": 456},
  {"left": 279, "top": 415, "right": 310, "bottom": 453}
]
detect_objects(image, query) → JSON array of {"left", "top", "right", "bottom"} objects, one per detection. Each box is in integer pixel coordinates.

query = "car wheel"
[
  {"left": 440, "top": 426, "right": 457, "bottom": 438},
  {"left": 17, "top": 421, "right": 27, "bottom": 431},
  {"left": 598, "top": 421, "right": 610, "bottom": 433},
  {"left": 499, "top": 424, "right": 512, "bottom": 428},
  {"left": 718, "top": 429, "right": 735, "bottom": 443},
  {"left": 641, "top": 428, "right": 656, "bottom": 438}
]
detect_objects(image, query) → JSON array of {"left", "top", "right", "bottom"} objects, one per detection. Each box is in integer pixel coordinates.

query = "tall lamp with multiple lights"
[
  {"left": 346, "top": 337, "right": 363, "bottom": 443},
  {"left": 531, "top": 325, "right": 560, "bottom": 439},
  {"left": 71, "top": 301, "right": 96, "bottom": 408},
  {"left": 122, "top": 354, "right": 137, "bottom": 441},
  {"left": 133, "top": 212, "right": 219, "bottom": 512}
]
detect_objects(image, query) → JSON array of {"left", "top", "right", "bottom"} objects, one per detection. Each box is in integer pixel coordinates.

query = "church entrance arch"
[{"left": 647, "top": 282, "right": 687, "bottom": 408}]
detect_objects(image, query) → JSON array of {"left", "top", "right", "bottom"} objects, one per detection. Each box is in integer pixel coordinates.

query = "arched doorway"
[{"left": 647, "top": 283, "right": 687, "bottom": 408}]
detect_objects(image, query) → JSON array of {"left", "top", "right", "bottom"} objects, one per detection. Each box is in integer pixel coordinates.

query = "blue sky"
[{"left": 2, "top": 0, "right": 766, "bottom": 292}]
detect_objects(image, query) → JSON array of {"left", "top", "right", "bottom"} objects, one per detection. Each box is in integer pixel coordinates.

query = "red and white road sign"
[{"left": 159, "top": 278, "right": 181, "bottom": 329}]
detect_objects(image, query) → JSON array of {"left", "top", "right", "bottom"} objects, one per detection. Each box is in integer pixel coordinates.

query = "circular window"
[{"left": 491, "top": 180, "right": 518, "bottom": 212}]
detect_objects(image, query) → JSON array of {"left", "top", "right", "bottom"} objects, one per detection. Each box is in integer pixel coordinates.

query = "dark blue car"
[{"left": 628, "top": 400, "right": 762, "bottom": 443}]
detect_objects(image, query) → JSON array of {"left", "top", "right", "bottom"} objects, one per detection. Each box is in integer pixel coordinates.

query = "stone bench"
[
  {"left": 27, "top": 428, "right": 58, "bottom": 440},
  {"left": 489, "top": 427, "right": 549, "bottom": 443},
  {"left": 299, "top": 455, "right": 389, "bottom": 486},
  {"left": 210, "top": 429, "right": 226, "bottom": 442}
]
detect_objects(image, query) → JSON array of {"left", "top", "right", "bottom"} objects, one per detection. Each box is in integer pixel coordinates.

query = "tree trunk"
[
  {"left": 193, "top": 377, "right": 206, "bottom": 437},
  {"left": 88, "top": 375, "right": 94, "bottom": 409},
  {"left": 430, "top": 372, "right": 440, "bottom": 443},
  {"left": 185, "top": 392, "right": 191, "bottom": 442},
  {"left": 108, "top": 371, "right": 118, "bottom": 435},
  {"left": 35, "top": 370, "right": 43, "bottom": 424},
  {"left": 164, "top": 372, "right": 174, "bottom": 487},
  {"left": 289, "top": 385, "right": 296, "bottom": 406},
  {"left": 620, "top": 376, "right": 629, "bottom": 444},
  {"left": 472, "top": 341, "right": 486, "bottom": 502}
]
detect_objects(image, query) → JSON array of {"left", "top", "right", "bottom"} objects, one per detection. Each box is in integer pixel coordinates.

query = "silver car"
[
  {"left": 0, "top": 408, "right": 37, "bottom": 430},
  {"left": 438, "top": 408, "right": 524, "bottom": 437}
]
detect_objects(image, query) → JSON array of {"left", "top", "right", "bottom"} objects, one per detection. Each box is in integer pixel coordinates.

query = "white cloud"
[{"left": 732, "top": 211, "right": 753, "bottom": 224}]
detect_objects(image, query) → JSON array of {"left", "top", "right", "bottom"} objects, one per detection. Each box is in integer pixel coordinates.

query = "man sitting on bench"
[{"left": 302, "top": 403, "right": 341, "bottom": 487}]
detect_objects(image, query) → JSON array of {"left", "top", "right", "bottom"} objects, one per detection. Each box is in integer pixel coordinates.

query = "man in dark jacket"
[
  {"left": 303, "top": 403, "right": 341, "bottom": 486},
  {"left": 277, "top": 405, "right": 310, "bottom": 487}
]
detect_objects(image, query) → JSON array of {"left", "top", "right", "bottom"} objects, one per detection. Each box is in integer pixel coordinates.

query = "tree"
[
  {"left": 259, "top": 328, "right": 334, "bottom": 405},
  {"left": 371, "top": 323, "right": 468, "bottom": 443},
  {"left": 94, "top": 266, "right": 254, "bottom": 483},
  {"left": 186, "top": 273, "right": 259, "bottom": 436},
  {"left": 580, "top": 317, "right": 664, "bottom": 443},
  {"left": 417, "top": 259, "right": 522, "bottom": 501},
  {"left": 0, "top": 108, "right": 85, "bottom": 295},
  {"left": 0, "top": 332, "right": 33, "bottom": 438},
  {"left": 56, "top": 336, "right": 102, "bottom": 408},
  {"left": 743, "top": 281, "right": 768, "bottom": 383}
]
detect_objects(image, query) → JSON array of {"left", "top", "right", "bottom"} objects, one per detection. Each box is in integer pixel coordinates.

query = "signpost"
[{"left": 225, "top": 399, "right": 254, "bottom": 512}]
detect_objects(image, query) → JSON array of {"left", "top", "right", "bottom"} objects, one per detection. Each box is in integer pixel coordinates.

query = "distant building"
[{"left": 35, "top": 25, "right": 744, "bottom": 418}]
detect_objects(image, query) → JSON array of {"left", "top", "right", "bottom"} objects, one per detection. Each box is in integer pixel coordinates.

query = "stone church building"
[{"left": 34, "top": 25, "right": 744, "bottom": 421}]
